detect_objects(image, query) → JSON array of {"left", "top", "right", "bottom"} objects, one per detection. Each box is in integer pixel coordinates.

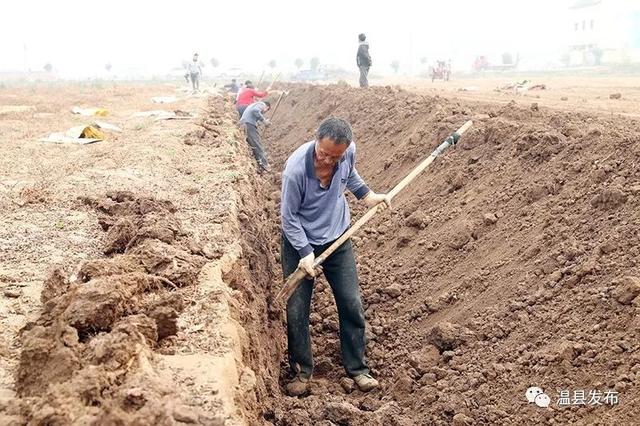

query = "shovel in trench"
[
  {"left": 266, "top": 72, "right": 282, "bottom": 91},
  {"left": 274, "top": 120, "right": 474, "bottom": 305},
  {"left": 263, "top": 91, "right": 288, "bottom": 135},
  {"left": 269, "top": 91, "right": 287, "bottom": 121}
]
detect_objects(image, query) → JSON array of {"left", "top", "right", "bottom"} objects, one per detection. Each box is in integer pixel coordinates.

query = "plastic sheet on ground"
[
  {"left": 39, "top": 125, "right": 105, "bottom": 145},
  {"left": 94, "top": 121, "right": 122, "bottom": 132},
  {"left": 496, "top": 80, "right": 547, "bottom": 93},
  {"left": 133, "top": 110, "right": 194, "bottom": 121},
  {"left": 151, "top": 96, "right": 178, "bottom": 104},
  {"left": 71, "top": 106, "right": 109, "bottom": 116}
]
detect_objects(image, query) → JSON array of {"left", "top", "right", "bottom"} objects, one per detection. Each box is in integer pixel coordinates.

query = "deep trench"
[
  {"left": 6, "top": 84, "right": 637, "bottom": 425},
  {"left": 233, "top": 84, "right": 640, "bottom": 426}
]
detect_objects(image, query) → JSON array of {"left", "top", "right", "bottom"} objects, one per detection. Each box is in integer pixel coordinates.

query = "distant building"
[{"left": 568, "top": 0, "right": 640, "bottom": 65}]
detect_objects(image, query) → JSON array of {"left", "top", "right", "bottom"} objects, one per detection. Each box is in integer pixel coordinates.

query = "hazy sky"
[{"left": 1, "top": 0, "right": 581, "bottom": 77}]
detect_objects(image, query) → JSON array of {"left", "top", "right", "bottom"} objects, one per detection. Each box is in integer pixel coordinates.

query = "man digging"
[
  {"left": 240, "top": 100, "right": 271, "bottom": 172},
  {"left": 280, "top": 117, "right": 390, "bottom": 396},
  {"left": 236, "top": 80, "right": 269, "bottom": 118}
]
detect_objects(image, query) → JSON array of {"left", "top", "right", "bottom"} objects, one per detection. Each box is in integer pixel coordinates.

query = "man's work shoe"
[
  {"left": 353, "top": 373, "right": 379, "bottom": 392},
  {"left": 258, "top": 162, "right": 271, "bottom": 173},
  {"left": 286, "top": 375, "right": 310, "bottom": 397}
]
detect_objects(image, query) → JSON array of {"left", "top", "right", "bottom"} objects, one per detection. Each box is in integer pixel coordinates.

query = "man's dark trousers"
[
  {"left": 237, "top": 104, "right": 248, "bottom": 118},
  {"left": 190, "top": 73, "right": 200, "bottom": 91},
  {"left": 244, "top": 123, "right": 268, "bottom": 170},
  {"left": 359, "top": 65, "right": 369, "bottom": 87},
  {"left": 282, "top": 233, "right": 369, "bottom": 379}
]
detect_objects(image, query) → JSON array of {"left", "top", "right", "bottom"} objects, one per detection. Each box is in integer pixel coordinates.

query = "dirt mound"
[
  {"left": 262, "top": 85, "right": 640, "bottom": 424},
  {"left": 222, "top": 173, "right": 286, "bottom": 424},
  {"left": 80, "top": 191, "right": 181, "bottom": 254},
  {"left": 8, "top": 192, "right": 217, "bottom": 424},
  {"left": 184, "top": 95, "right": 241, "bottom": 148}
]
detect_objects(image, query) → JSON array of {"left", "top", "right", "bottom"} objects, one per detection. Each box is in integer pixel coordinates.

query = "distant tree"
[
  {"left": 43, "top": 63, "right": 53, "bottom": 73},
  {"left": 210, "top": 58, "right": 220, "bottom": 68},
  {"left": 420, "top": 57, "right": 428, "bottom": 65},
  {"left": 268, "top": 59, "right": 277, "bottom": 69},
  {"left": 310, "top": 57, "right": 320, "bottom": 71},
  {"left": 502, "top": 52, "right": 513, "bottom": 65},
  {"left": 105, "top": 62, "right": 112, "bottom": 72},
  {"left": 295, "top": 58, "right": 304, "bottom": 69},
  {"left": 390, "top": 60, "right": 400, "bottom": 74}
]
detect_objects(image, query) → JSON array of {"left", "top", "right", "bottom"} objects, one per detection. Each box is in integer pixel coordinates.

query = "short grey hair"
[{"left": 316, "top": 117, "right": 353, "bottom": 145}]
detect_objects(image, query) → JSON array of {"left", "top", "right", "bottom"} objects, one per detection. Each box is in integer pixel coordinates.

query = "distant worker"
[
  {"left": 234, "top": 81, "right": 245, "bottom": 105},
  {"left": 224, "top": 79, "right": 240, "bottom": 94},
  {"left": 188, "top": 53, "right": 203, "bottom": 92},
  {"left": 236, "top": 80, "right": 268, "bottom": 118},
  {"left": 240, "top": 101, "right": 271, "bottom": 172},
  {"left": 356, "top": 33, "right": 372, "bottom": 88}
]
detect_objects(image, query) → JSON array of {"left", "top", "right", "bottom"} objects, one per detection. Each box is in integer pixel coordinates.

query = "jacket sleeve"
[
  {"left": 346, "top": 144, "right": 370, "bottom": 199},
  {"left": 281, "top": 173, "right": 313, "bottom": 257},
  {"left": 364, "top": 45, "right": 372, "bottom": 65}
]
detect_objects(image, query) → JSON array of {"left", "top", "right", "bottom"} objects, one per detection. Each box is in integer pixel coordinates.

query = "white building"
[{"left": 568, "top": 0, "right": 640, "bottom": 65}]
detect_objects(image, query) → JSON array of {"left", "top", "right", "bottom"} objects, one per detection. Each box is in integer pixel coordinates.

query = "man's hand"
[
  {"left": 364, "top": 191, "right": 391, "bottom": 211},
  {"left": 263, "top": 119, "right": 271, "bottom": 126},
  {"left": 298, "top": 252, "right": 319, "bottom": 277}
]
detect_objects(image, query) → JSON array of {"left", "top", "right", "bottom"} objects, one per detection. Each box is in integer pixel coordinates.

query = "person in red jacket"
[{"left": 236, "top": 80, "right": 268, "bottom": 118}]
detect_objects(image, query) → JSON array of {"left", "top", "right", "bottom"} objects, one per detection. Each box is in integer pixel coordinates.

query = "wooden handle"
[
  {"left": 270, "top": 92, "right": 285, "bottom": 120},
  {"left": 274, "top": 205, "right": 381, "bottom": 305},
  {"left": 256, "top": 70, "right": 265, "bottom": 87},
  {"left": 388, "top": 120, "right": 472, "bottom": 199},
  {"left": 274, "top": 120, "right": 473, "bottom": 305},
  {"left": 267, "top": 72, "right": 281, "bottom": 91},
  {"left": 278, "top": 268, "right": 308, "bottom": 304}
]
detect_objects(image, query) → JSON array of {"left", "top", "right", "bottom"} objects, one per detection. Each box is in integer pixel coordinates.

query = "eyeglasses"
[{"left": 315, "top": 145, "right": 344, "bottom": 162}]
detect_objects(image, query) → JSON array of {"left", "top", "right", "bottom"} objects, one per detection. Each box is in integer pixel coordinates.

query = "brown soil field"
[
  {"left": 259, "top": 83, "right": 640, "bottom": 425},
  {"left": 394, "top": 75, "right": 640, "bottom": 119},
  {"left": 1, "top": 78, "right": 640, "bottom": 425},
  {"left": 0, "top": 83, "right": 282, "bottom": 424}
]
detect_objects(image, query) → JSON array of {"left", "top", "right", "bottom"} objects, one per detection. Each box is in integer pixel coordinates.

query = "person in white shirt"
[{"left": 188, "top": 53, "right": 202, "bottom": 91}]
